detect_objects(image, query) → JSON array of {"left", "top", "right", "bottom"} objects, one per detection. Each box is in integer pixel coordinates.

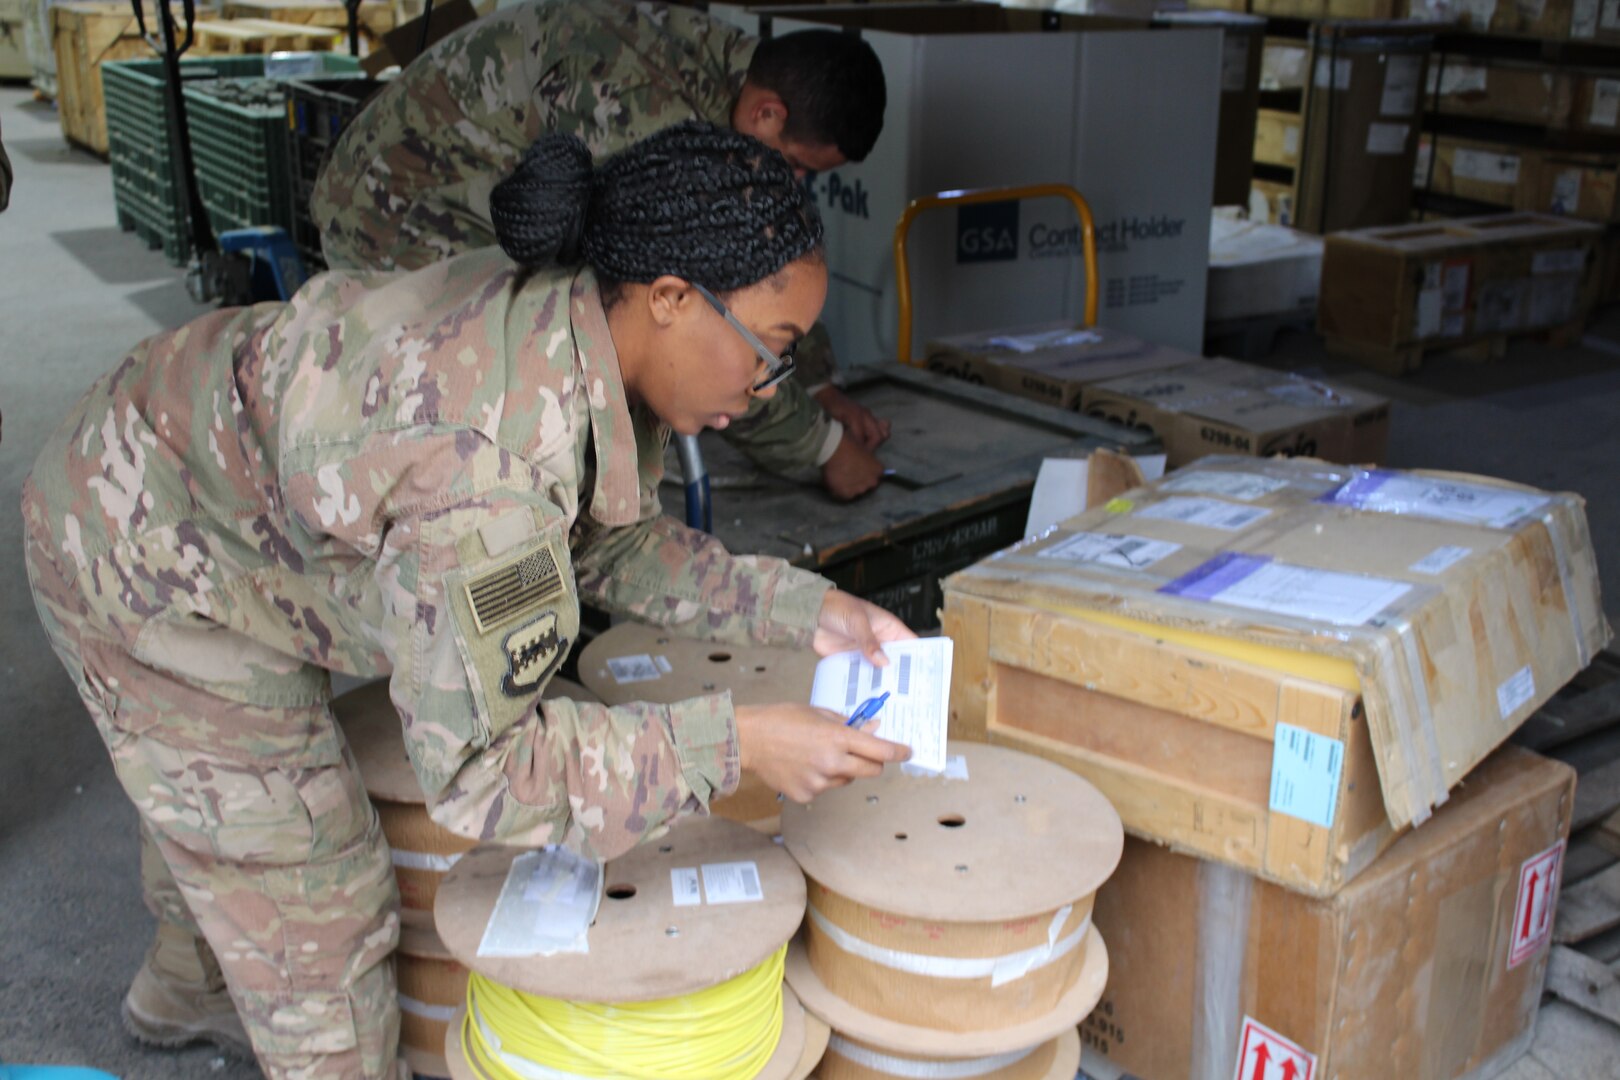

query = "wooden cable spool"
[
  {"left": 398, "top": 923, "right": 465, "bottom": 1080},
  {"left": 814, "top": 1028, "right": 1080, "bottom": 1080},
  {"left": 782, "top": 742, "right": 1121, "bottom": 1058},
  {"left": 435, "top": 817, "right": 825, "bottom": 1080},
  {"left": 578, "top": 622, "right": 817, "bottom": 834},
  {"left": 335, "top": 677, "right": 601, "bottom": 930}
]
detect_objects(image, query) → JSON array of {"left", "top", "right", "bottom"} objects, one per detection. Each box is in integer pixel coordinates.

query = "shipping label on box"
[{"left": 922, "top": 321, "right": 1196, "bottom": 408}]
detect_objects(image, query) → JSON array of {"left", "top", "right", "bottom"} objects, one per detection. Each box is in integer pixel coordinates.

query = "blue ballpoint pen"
[{"left": 846, "top": 691, "right": 890, "bottom": 727}]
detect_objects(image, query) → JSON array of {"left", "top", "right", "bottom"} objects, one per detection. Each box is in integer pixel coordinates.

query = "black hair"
[
  {"left": 489, "top": 121, "right": 824, "bottom": 300},
  {"left": 747, "top": 29, "right": 886, "bottom": 163}
]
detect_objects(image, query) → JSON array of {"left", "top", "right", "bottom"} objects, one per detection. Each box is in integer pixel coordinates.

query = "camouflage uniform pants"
[{"left": 24, "top": 517, "right": 404, "bottom": 1080}]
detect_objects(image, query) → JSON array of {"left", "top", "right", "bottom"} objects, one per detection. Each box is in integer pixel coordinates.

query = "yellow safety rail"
[{"left": 892, "top": 184, "right": 1099, "bottom": 366}]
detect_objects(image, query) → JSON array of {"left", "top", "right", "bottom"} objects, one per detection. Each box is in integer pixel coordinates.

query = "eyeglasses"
[{"left": 692, "top": 283, "right": 798, "bottom": 392}]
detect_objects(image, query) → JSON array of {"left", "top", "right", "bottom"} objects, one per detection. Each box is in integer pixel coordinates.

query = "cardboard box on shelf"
[
  {"left": 1249, "top": 178, "right": 1295, "bottom": 226},
  {"left": 1318, "top": 213, "right": 1603, "bottom": 353},
  {"left": 1572, "top": 74, "right": 1620, "bottom": 134},
  {"left": 921, "top": 322, "right": 1198, "bottom": 408},
  {"left": 711, "top": 3, "right": 1220, "bottom": 356},
  {"left": 1252, "top": 0, "right": 1398, "bottom": 17},
  {"left": 1254, "top": 108, "right": 1302, "bottom": 168},
  {"left": 1425, "top": 59, "right": 1576, "bottom": 128},
  {"left": 1077, "top": 357, "right": 1388, "bottom": 465},
  {"left": 1534, "top": 153, "right": 1620, "bottom": 224},
  {"left": 1405, "top": 0, "right": 1574, "bottom": 39},
  {"left": 1414, "top": 134, "right": 1538, "bottom": 211},
  {"left": 1260, "top": 35, "right": 1307, "bottom": 91},
  {"left": 1085, "top": 746, "right": 1574, "bottom": 1080},
  {"left": 943, "top": 456, "right": 1606, "bottom": 894}
]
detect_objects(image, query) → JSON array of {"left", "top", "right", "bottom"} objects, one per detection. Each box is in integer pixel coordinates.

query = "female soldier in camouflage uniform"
[{"left": 23, "top": 122, "right": 911, "bottom": 1080}]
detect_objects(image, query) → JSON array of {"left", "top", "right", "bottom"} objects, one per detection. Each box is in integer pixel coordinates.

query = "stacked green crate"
[
  {"left": 103, "top": 54, "right": 360, "bottom": 264},
  {"left": 285, "top": 78, "right": 383, "bottom": 270}
]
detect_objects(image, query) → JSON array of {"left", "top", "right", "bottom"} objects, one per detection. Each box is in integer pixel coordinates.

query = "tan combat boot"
[{"left": 121, "top": 922, "right": 253, "bottom": 1056}]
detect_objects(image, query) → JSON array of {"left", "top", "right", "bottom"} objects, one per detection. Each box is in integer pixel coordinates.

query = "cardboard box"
[
  {"left": 943, "top": 456, "right": 1606, "bottom": 894},
  {"left": 922, "top": 322, "right": 1199, "bottom": 408},
  {"left": 1294, "top": 27, "right": 1429, "bottom": 234},
  {"left": 714, "top": 3, "right": 1219, "bottom": 356},
  {"left": 1078, "top": 358, "right": 1388, "bottom": 465},
  {"left": 1254, "top": 108, "right": 1301, "bottom": 169},
  {"left": 1425, "top": 59, "right": 1576, "bottom": 128},
  {"left": 1157, "top": 12, "right": 1267, "bottom": 206},
  {"left": 1260, "top": 36, "right": 1307, "bottom": 91},
  {"left": 1085, "top": 746, "right": 1574, "bottom": 1080},
  {"left": 1572, "top": 74, "right": 1620, "bottom": 133},
  {"left": 1405, "top": 0, "right": 1574, "bottom": 38},
  {"left": 1252, "top": 0, "right": 1397, "bottom": 16},
  {"left": 1414, "top": 134, "right": 1539, "bottom": 211},
  {"left": 1206, "top": 216, "right": 1322, "bottom": 322},
  {"left": 1319, "top": 213, "right": 1603, "bottom": 351},
  {"left": 1561, "top": 0, "right": 1614, "bottom": 41},
  {"left": 1534, "top": 153, "right": 1620, "bottom": 224}
]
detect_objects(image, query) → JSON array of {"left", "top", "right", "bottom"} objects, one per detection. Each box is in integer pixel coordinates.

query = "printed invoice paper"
[{"left": 810, "top": 639, "right": 954, "bottom": 774}]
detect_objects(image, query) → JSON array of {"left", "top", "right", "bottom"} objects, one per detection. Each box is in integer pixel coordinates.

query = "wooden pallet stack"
[{"left": 49, "top": 0, "right": 351, "bottom": 155}]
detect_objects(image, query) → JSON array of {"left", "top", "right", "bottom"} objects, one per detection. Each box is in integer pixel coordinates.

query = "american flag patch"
[{"left": 464, "top": 542, "right": 565, "bottom": 634}]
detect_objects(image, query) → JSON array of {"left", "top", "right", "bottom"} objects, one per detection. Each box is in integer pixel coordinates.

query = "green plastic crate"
[{"left": 102, "top": 53, "right": 360, "bottom": 264}]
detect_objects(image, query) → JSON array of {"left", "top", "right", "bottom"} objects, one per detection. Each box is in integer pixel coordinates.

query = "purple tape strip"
[
  {"left": 1158, "top": 552, "right": 1271, "bottom": 602},
  {"left": 1320, "top": 469, "right": 1394, "bottom": 508}
]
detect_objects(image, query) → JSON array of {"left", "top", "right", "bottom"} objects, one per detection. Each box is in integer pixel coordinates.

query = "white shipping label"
[
  {"left": 810, "top": 638, "right": 953, "bottom": 774},
  {"left": 1531, "top": 275, "right": 1579, "bottom": 327},
  {"left": 1222, "top": 35, "right": 1251, "bottom": 94},
  {"left": 1497, "top": 666, "right": 1537, "bottom": 719},
  {"left": 1414, "top": 138, "right": 1434, "bottom": 185},
  {"left": 605, "top": 654, "right": 665, "bottom": 684},
  {"left": 1534, "top": 249, "right": 1586, "bottom": 275},
  {"left": 1136, "top": 497, "right": 1271, "bottom": 531},
  {"left": 1410, "top": 545, "right": 1472, "bottom": 575},
  {"left": 701, "top": 861, "right": 764, "bottom": 904},
  {"left": 1283, "top": 125, "right": 1300, "bottom": 158},
  {"left": 1038, "top": 531, "right": 1182, "bottom": 571},
  {"left": 1381, "top": 54, "right": 1423, "bottom": 116},
  {"left": 1160, "top": 555, "right": 1413, "bottom": 627},
  {"left": 1550, "top": 169, "right": 1583, "bottom": 215},
  {"left": 1574, "top": 0, "right": 1600, "bottom": 36},
  {"left": 1604, "top": 0, "right": 1620, "bottom": 29},
  {"left": 1324, "top": 472, "right": 1550, "bottom": 528},
  {"left": 1269, "top": 722, "right": 1345, "bottom": 829},
  {"left": 670, "top": 867, "right": 702, "bottom": 907},
  {"left": 1453, "top": 147, "right": 1521, "bottom": 186},
  {"left": 1366, "top": 122, "right": 1410, "bottom": 157},
  {"left": 1443, "top": 261, "right": 1472, "bottom": 312},
  {"left": 1590, "top": 79, "right": 1620, "bottom": 127},
  {"left": 1430, "top": 63, "right": 1490, "bottom": 97},
  {"left": 1415, "top": 263, "right": 1443, "bottom": 339},
  {"left": 1162, "top": 469, "right": 1289, "bottom": 502},
  {"left": 1314, "top": 57, "right": 1351, "bottom": 91}
]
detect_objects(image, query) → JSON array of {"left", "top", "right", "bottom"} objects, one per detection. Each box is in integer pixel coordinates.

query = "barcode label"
[
  {"left": 606, "top": 654, "right": 663, "bottom": 684},
  {"left": 1498, "top": 667, "right": 1536, "bottom": 720},
  {"left": 1137, "top": 497, "right": 1270, "bottom": 532},
  {"left": 898, "top": 655, "right": 912, "bottom": 695},
  {"left": 1040, "top": 531, "right": 1181, "bottom": 570},
  {"left": 845, "top": 658, "right": 861, "bottom": 709},
  {"left": 1410, "top": 545, "right": 1471, "bottom": 575},
  {"left": 701, "top": 861, "right": 764, "bottom": 905}
]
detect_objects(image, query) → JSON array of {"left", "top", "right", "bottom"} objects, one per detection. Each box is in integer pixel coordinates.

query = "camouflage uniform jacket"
[
  {"left": 311, "top": 0, "right": 843, "bottom": 470},
  {"left": 21, "top": 250, "right": 832, "bottom": 860}
]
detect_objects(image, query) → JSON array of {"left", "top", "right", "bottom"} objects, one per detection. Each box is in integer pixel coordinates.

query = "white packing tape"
[
  {"left": 398, "top": 993, "right": 457, "bottom": 1023},
  {"left": 392, "top": 848, "right": 462, "bottom": 872},
  {"left": 808, "top": 904, "right": 1087, "bottom": 988},
  {"left": 827, "top": 1035, "right": 1037, "bottom": 1078},
  {"left": 472, "top": 1002, "right": 596, "bottom": 1080}
]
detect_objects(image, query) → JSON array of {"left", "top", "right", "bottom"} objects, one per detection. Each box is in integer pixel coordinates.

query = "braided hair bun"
[{"left": 490, "top": 121, "right": 824, "bottom": 293}]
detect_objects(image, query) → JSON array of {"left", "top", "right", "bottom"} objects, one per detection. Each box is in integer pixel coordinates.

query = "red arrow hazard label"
[
  {"left": 1509, "top": 840, "right": 1565, "bottom": 970},
  {"left": 1233, "top": 1016, "right": 1315, "bottom": 1080}
]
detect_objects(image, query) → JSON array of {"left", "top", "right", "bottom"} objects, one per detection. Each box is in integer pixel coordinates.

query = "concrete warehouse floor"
[{"left": 3, "top": 83, "right": 1620, "bottom": 1079}]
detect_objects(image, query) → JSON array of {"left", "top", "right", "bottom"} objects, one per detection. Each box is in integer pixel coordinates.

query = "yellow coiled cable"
[{"left": 462, "top": 945, "right": 787, "bottom": 1080}]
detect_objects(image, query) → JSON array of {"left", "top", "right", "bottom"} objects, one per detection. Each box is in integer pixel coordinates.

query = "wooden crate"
[
  {"left": 192, "top": 18, "right": 341, "bottom": 52},
  {"left": 1414, "top": 133, "right": 1539, "bottom": 212},
  {"left": 220, "top": 0, "right": 393, "bottom": 42},
  {"left": 675, "top": 365, "right": 1155, "bottom": 631},
  {"left": 943, "top": 457, "right": 1606, "bottom": 895},
  {"left": 1254, "top": 107, "right": 1302, "bottom": 168},
  {"left": 51, "top": 2, "right": 214, "bottom": 155}
]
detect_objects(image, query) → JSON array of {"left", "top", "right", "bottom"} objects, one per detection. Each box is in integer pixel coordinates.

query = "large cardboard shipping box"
[
  {"left": 1077, "top": 358, "right": 1388, "bottom": 466},
  {"left": 921, "top": 322, "right": 1198, "bottom": 408},
  {"left": 1085, "top": 746, "right": 1574, "bottom": 1080},
  {"left": 943, "top": 456, "right": 1606, "bottom": 894},
  {"left": 1426, "top": 59, "right": 1575, "bottom": 127},
  {"left": 1293, "top": 26, "right": 1429, "bottom": 234},
  {"left": 713, "top": 3, "right": 1220, "bottom": 356},
  {"left": 1318, "top": 213, "right": 1603, "bottom": 351},
  {"left": 1414, "top": 134, "right": 1539, "bottom": 211}
]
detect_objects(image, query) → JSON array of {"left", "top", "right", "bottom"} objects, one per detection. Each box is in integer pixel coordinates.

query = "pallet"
[
  {"left": 192, "top": 18, "right": 341, "bottom": 53},
  {"left": 220, "top": 0, "right": 394, "bottom": 41},
  {"left": 1323, "top": 316, "right": 1591, "bottom": 376}
]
